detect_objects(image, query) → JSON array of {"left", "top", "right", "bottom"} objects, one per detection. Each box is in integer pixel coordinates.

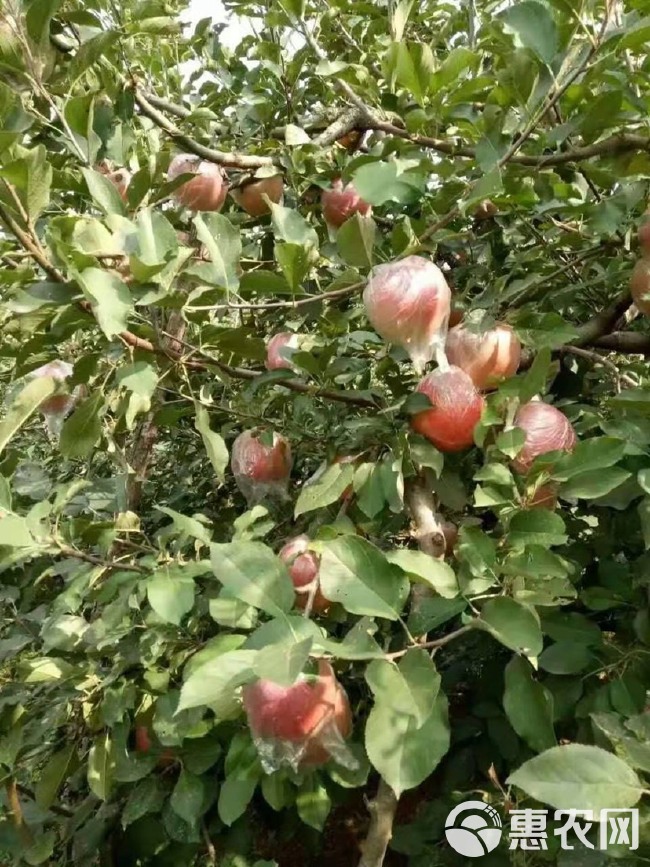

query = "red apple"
[
  {"left": 445, "top": 322, "right": 521, "bottom": 390},
  {"left": 242, "top": 660, "right": 352, "bottom": 766},
  {"left": 231, "top": 174, "right": 284, "bottom": 216},
  {"left": 511, "top": 401, "right": 577, "bottom": 473},
  {"left": 31, "top": 360, "right": 76, "bottom": 417},
  {"left": 266, "top": 332, "right": 300, "bottom": 371},
  {"left": 321, "top": 178, "right": 371, "bottom": 228},
  {"left": 638, "top": 210, "right": 650, "bottom": 256},
  {"left": 279, "top": 535, "right": 330, "bottom": 614},
  {"left": 411, "top": 366, "right": 485, "bottom": 452},
  {"left": 167, "top": 153, "right": 228, "bottom": 212},
  {"left": 363, "top": 256, "right": 452, "bottom": 374}
]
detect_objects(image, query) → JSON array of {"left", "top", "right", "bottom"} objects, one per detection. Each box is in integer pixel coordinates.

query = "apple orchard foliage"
[{"left": 3, "top": 1, "right": 650, "bottom": 866}]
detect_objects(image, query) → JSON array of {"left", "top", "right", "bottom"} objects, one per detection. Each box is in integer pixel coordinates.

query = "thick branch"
[
  {"left": 405, "top": 475, "right": 446, "bottom": 559},
  {"left": 572, "top": 290, "right": 633, "bottom": 346},
  {"left": 372, "top": 122, "right": 650, "bottom": 167},
  {"left": 593, "top": 331, "right": 650, "bottom": 354},
  {"left": 132, "top": 88, "right": 279, "bottom": 169},
  {"left": 357, "top": 779, "right": 399, "bottom": 867}
]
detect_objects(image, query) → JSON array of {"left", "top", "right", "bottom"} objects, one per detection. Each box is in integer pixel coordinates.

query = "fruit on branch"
[
  {"left": 336, "top": 129, "right": 363, "bottom": 152},
  {"left": 242, "top": 660, "right": 352, "bottom": 767},
  {"left": 525, "top": 482, "right": 558, "bottom": 511},
  {"left": 167, "top": 153, "right": 228, "bottom": 211},
  {"left": 630, "top": 258, "right": 650, "bottom": 315},
  {"left": 445, "top": 322, "right": 521, "bottom": 390},
  {"left": 449, "top": 307, "right": 464, "bottom": 328},
  {"left": 134, "top": 725, "right": 152, "bottom": 753},
  {"left": 474, "top": 200, "right": 498, "bottom": 220},
  {"left": 321, "top": 178, "right": 371, "bottom": 228},
  {"left": 231, "top": 173, "right": 284, "bottom": 216},
  {"left": 511, "top": 401, "right": 577, "bottom": 473},
  {"left": 266, "top": 332, "right": 300, "bottom": 371},
  {"left": 134, "top": 725, "right": 176, "bottom": 768},
  {"left": 231, "top": 429, "right": 292, "bottom": 504},
  {"left": 411, "top": 366, "right": 485, "bottom": 452},
  {"left": 97, "top": 163, "right": 131, "bottom": 202},
  {"left": 279, "top": 535, "right": 330, "bottom": 614},
  {"left": 638, "top": 210, "right": 650, "bottom": 256},
  {"left": 363, "top": 256, "right": 452, "bottom": 373},
  {"left": 30, "top": 360, "right": 76, "bottom": 417}
]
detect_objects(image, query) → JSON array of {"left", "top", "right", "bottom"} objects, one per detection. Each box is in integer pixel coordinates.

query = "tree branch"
[
  {"left": 357, "top": 779, "right": 399, "bottom": 867},
  {"left": 132, "top": 88, "right": 280, "bottom": 170},
  {"left": 572, "top": 290, "right": 633, "bottom": 346},
  {"left": 593, "top": 331, "right": 650, "bottom": 354}
]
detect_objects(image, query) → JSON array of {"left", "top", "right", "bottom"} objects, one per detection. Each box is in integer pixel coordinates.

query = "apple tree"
[{"left": 1, "top": 0, "right": 650, "bottom": 865}]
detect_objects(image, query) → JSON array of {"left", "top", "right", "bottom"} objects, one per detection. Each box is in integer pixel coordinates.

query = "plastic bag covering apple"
[
  {"left": 363, "top": 256, "right": 452, "bottom": 373},
  {"left": 279, "top": 535, "right": 330, "bottom": 614},
  {"left": 445, "top": 322, "right": 521, "bottom": 390},
  {"left": 30, "top": 360, "right": 77, "bottom": 438},
  {"left": 512, "top": 401, "right": 577, "bottom": 473},
  {"left": 411, "top": 366, "right": 485, "bottom": 452},
  {"left": 321, "top": 178, "right": 371, "bottom": 228},
  {"left": 265, "top": 332, "right": 300, "bottom": 371},
  {"left": 231, "top": 429, "right": 292, "bottom": 505},
  {"left": 167, "top": 153, "right": 228, "bottom": 212},
  {"left": 242, "top": 660, "right": 357, "bottom": 773}
]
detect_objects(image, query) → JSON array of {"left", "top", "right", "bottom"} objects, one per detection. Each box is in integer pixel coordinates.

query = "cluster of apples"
[{"left": 99, "top": 154, "right": 285, "bottom": 216}]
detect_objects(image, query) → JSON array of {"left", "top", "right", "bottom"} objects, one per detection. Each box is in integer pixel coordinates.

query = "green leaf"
[
  {"left": 391, "top": 0, "right": 416, "bottom": 41},
  {"left": 194, "top": 403, "right": 228, "bottom": 482},
  {"left": 171, "top": 770, "right": 206, "bottom": 825},
  {"left": 319, "top": 536, "right": 409, "bottom": 620},
  {"left": 178, "top": 649, "right": 257, "bottom": 714},
  {"left": 81, "top": 167, "right": 126, "bottom": 216},
  {"left": 87, "top": 732, "right": 115, "bottom": 801},
  {"left": 59, "top": 392, "right": 104, "bottom": 459},
  {"left": 384, "top": 41, "right": 436, "bottom": 105},
  {"left": 503, "top": 656, "right": 556, "bottom": 752},
  {"left": 78, "top": 268, "right": 134, "bottom": 338},
  {"left": 275, "top": 242, "right": 310, "bottom": 290},
  {"left": 336, "top": 213, "right": 376, "bottom": 268},
  {"left": 294, "top": 463, "right": 355, "bottom": 517},
  {"left": 156, "top": 506, "right": 212, "bottom": 544},
  {"left": 269, "top": 203, "right": 319, "bottom": 254},
  {"left": 365, "top": 693, "right": 450, "bottom": 798},
  {"left": 508, "top": 509, "right": 567, "bottom": 548},
  {"left": 539, "top": 641, "right": 593, "bottom": 674},
  {"left": 478, "top": 597, "right": 543, "bottom": 657},
  {"left": 0, "top": 377, "right": 56, "bottom": 455},
  {"left": 219, "top": 776, "right": 257, "bottom": 826},
  {"left": 1, "top": 146, "right": 52, "bottom": 222},
  {"left": 560, "top": 468, "right": 631, "bottom": 500},
  {"left": 456, "top": 526, "right": 497, "bottom": 578},
  {"left": 0, "top": 514, "right": 36, "bottom": 548},
  {"left": 210, "top": 541, "right": 295, "bottom": 617},
  {"left": 507, "top": 745, "right": 643, "bottom": 811},
  {"left": 501, "top": 1, "right": 558, "bottom": 65},
  {"left": 351, "top": 162, "right": 425, "bottom": 207},
  {"left": 385, "top": 549, "right": 459, "bottom": 598},
  {"left": 496, "top": 427, "right": 526, "bottom": 459},
  {"left": 35, "top": 745, "right": 76, "bottom": 809},
  {"left": 365, "top": 649, "right": 441, "bottom": 727},
  {"left": 552, "top": 437, "right": 626, "bottom": 481},
  {"left": 193, "top": 213, "right": 241, "bottom": 290},
  {"left": 253, "top": 636, "right": 313, "bottom": 686},
  {"left": 296, "top": 778, "right": 332, "bottom": 830},
  {"left": 122, "top": 776, "right": 166, "bottom": 827},
  {"left": 147, "top": 572, "right": 195, "bottom": 625}
]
